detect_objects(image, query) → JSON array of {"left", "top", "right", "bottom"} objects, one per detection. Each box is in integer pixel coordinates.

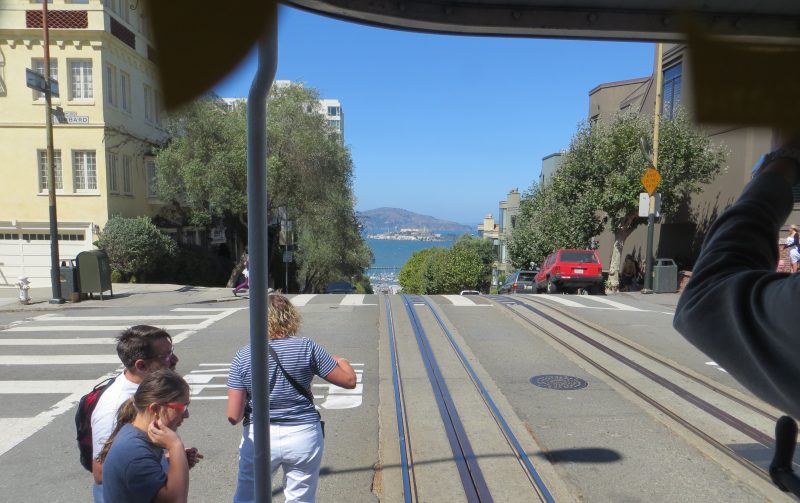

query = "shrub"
[{"left": 97, "top": 216, "right": 177, "bottom": 282}]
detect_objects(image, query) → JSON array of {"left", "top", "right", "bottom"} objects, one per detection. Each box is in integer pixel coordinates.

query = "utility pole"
[
  {"left": 42, "top": 0, "right": 63, "bottom": 304},
  {"left": 642, "top": 43, "right": 664, "bottom": 294}
]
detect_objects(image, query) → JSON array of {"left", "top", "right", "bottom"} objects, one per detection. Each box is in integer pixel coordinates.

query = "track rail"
[
  {"left": 490, "top": 294, "right": 776, "bottom": 485},
  {"left": 383, "top": 294, "right": 555, "bottom": 502}
]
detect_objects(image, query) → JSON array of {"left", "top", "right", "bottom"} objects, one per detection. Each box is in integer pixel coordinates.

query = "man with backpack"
[{"left": 89, "top": 325, "right": 180, "bottom": 503}]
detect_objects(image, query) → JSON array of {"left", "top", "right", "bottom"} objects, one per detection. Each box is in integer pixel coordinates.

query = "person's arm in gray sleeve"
[{"left": 674, "top": 158, "right": 800, "bottom": 418}]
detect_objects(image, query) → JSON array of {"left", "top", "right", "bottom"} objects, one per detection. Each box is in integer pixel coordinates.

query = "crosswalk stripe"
[
  {"left": 5, "top": 324, "right": 202, "bottom": 332},
  {"left": 340, "top": 294, "right": 366, "bottom": 305},
  {"left": 37, "top": 315, "right": 210, "bottom": 321},
  {"left": 0, "top": 338, "right": 116, "bottom": 345},
  {"left": 172, "top": 307, "right": 248, "bottom": 312},
  {"left": 529, "top": 294, "right": 585, "bottom": 307},
  {"left": 580, "top": 296, "right": 643, "bottom": 311},
  {"left": 0, "top": 355, "right": 119, "bottom": 365},
  {"left": 442, "top": 295, "right": 478, "bottom": 306},
  {"left": 0, "top": 380, "right": 102, "bottom": 393},
  {"left": 290, "top": 294, "right": 317, "bottom": 306}
]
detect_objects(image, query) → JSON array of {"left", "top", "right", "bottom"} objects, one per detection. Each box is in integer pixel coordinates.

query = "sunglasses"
[{"left": 162, "top": 402, "right": 189, "bottom": 414}]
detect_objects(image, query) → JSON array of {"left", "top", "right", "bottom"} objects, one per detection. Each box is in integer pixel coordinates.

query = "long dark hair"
[{"left": 97, "top": 369, "right": 189, "bottom": 463}]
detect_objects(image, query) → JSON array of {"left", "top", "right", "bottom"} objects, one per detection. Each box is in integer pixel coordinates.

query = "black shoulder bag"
[{"left": 268, "top": 345, "right": 324, "bottom": 437}]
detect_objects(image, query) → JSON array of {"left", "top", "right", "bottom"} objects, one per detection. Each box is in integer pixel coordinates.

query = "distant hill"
[{"left": 358, "top": 208, "right": 474, "bottom": 234}]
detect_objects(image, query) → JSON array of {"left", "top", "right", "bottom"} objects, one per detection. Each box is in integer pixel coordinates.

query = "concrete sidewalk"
[{"left": 0, "top": 282, "right": 243, "bottom": 312}]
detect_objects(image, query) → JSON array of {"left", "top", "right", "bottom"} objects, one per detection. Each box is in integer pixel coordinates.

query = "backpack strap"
[{"left": 268, "top": 345, "right": 315, "bottom": 404}]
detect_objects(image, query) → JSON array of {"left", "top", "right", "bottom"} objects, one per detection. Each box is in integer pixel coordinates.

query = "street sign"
[
  {"left": 638, "top": 192, "right": 661, "bottom": 217},
  {"left": 641, "top": 167, "right": 661, "bottom": 195},
  {"left": 25, "top": 68, "right": 59, "bottom": 97}
]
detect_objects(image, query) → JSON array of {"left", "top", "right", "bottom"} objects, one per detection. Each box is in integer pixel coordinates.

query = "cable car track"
[
  {"left": 383, "top": 294, "right": 556, "bottom": 502},
  {"left": 489, "top": 293, "right": 781, "bottom": 489}
]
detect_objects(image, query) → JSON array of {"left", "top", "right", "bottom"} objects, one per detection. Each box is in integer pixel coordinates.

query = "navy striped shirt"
[{"left": 227, "top": 337, "right": 337, "bottom": 425}]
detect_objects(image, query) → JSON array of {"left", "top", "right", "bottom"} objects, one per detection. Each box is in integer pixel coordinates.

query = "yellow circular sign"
[{"left": 641, "top": 167, "right": 662, "bottom": 195}]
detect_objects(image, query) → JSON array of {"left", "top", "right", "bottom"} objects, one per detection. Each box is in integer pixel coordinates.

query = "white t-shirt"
[{"left": 91, "top": 373, "right": 140, "bottom": 459}]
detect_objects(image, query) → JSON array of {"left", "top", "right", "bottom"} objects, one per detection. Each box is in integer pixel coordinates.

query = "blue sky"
[{"left": 213, "top": 6, "right": 654, "bottom": 226}]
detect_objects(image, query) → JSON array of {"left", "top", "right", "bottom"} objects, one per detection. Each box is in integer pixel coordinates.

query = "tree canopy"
[
  {"left": 398, "top": 235, "right": 495, "bottom": 294},
  {"left": 508, "top": 111, "right": 726, "bottom": 289},
  {"left": 155, "top": 84, "right": 372, "bottom": 292}
]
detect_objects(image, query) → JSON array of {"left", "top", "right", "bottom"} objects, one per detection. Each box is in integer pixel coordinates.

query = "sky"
[{"left": 213, "top": 6, "right": 655, "bottom": 226}]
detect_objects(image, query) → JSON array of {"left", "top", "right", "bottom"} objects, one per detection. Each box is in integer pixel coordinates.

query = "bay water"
[{"left": 366, "top": 238, "right": 453, "bottom": 286}]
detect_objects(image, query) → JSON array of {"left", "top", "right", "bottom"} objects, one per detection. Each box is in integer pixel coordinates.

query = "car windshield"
[
  {"left": 559, "top": 251, "right": 598, "bottom": 263},
  {"left": 517, "top": 272, "right": 536, "bottom": 281}
]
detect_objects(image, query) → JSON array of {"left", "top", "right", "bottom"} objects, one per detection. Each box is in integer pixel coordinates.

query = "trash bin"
[
  {"left": 59, "top": 259, "right": 80, "bottom": 299},
  {"left": 653, "top": 258, "right": 678, "bottom": 293},
  {"left": 76, "top": 250, "right": 113, "bottom": 300}
]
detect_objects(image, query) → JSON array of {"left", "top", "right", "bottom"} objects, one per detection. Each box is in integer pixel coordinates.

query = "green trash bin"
[
  {"left": 76, "top": 250, "right": 113, "bottom": 300},
  {"left": 653, "top": 258, "right": 678, "bottom": 293},
  {"left": 59, "top": 259, "right": 79, "bottom": 297}
]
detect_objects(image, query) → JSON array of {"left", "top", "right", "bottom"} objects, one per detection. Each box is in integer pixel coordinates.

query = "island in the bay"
[{"left": 357, "top": 207, "right": 474, "bottom": 240}]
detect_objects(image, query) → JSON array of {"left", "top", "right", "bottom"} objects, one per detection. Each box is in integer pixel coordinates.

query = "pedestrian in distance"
[
  {"left": 90, "top": 325, "right": 180, "bottom": 503},
  {"left": 675, "top": 133, "right": 800, "bottom": 420},
  {"left": 784, "top": 224, "right": 800, "bottom": 273},
  {"left": 226, "top": 293, "right": 357, "bottom": 503},
  {"left": 233, "top": 255, "right": 250, "bottom": 296},
  {"left": 98, "top": 369, "right": 201, "bottom": 503}
]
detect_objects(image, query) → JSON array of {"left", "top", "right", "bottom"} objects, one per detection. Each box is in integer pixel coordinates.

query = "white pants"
[{"left": 234, "top": 422, "right": 324, "bottom": 503}]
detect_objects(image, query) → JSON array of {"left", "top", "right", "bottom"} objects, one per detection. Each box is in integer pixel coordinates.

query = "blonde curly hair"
[{"left": 268, "top": 293, "right": 301, "bottom": 339}]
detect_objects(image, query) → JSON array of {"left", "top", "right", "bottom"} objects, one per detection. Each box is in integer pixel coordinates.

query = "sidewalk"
[{"left": 0, "top": 283, "right": 242, "bottom": 312}]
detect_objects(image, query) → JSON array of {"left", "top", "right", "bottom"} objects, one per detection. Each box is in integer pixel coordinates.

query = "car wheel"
[{"left": 546, "top": 278, "right": 558, "bottom": 294}]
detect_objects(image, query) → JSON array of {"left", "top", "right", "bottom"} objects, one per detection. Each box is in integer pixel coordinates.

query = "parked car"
[
  {"left": 324, "top": 281, "right": 356, "bottom": 294},
  {"left": 535, "top": 249, "right": 603, "bottom": 294},
  {"left": 498, "top": 270, "right": 537, "bottom": 294},
  {"left": 460, "top": 289, "right": 480, "bottom": 296}
]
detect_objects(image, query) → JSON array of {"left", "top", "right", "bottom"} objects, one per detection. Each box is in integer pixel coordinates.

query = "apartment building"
[
  {"left": 587, "top": 44, "right": 789, "bottom": 270},
  {"left": 478, "top": 188, "right": 520, "bottom": 277},
  {"left": 0, "top": 0, "right": 167, "bottom": 287}
]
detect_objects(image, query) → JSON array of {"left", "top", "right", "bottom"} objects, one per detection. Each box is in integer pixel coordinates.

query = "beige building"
[
  {"left": 588, "top": 44, "right": 791, "bottom": 270},
  {"left": 478, "top": 188, "right": 521, "bottom": 280},
  {"left": 0, "top": 0, "right": 167, "bottom": 287}
]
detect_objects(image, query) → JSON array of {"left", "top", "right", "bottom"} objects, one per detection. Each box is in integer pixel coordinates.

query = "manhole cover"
[{"left": 530, "top": 374, "right": 588, "bottom": 390}]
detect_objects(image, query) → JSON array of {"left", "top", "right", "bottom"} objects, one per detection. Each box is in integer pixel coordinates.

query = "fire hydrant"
[{"left": 17, "top": 276, "right": 30, "bottom": 305}]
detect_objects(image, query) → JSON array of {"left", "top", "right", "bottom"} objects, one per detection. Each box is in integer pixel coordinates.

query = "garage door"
[{"left": 0, "top": 228, "right": 93, "bottom": 288}]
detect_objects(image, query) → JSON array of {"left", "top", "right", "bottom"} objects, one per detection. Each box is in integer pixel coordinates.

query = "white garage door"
[{"left": 0, "top": 228, "right": 93, "bottom": 288}]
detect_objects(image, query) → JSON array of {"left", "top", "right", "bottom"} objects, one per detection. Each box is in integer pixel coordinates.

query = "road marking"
[
  {"left": 0, "top": 392, "right": 83, "bottom": 457},
  {"left": 191, "top": 396, "right": 227, "bottom": 400},
  {"left": 441, "top": 295, "right": 484, "bottom": 306},
  {"left": 33, "top": 315, "right": 210, "bottom": 321},
  {"left": 339, "top": 295, "right": 377, "bottom": 306},
  {"left": 313, "top": 368, "right": 364, "bottom": 409},
  {"left": 5, "top": 324, "right": 203, "bottom": 332},
  {"left": 173, "top": 307, "right": 248, "bottom": 312},
  {"left": 0, "top": 338, "right": 117, "bottom": 345},
  {"left": 0, "top": 355, "right": 119, "bottom": 365},
  {"left": 0, "top": 380, "right": 103, "bottom": 394},
  {"left": 580, "top": 296, "right": 643, "bottom": 311},
  {"left": 290, "top": 294, "right": 317, "bottom": 306},
  {"left": 529, "top": 295, "right": 586, "bottom": 307}
]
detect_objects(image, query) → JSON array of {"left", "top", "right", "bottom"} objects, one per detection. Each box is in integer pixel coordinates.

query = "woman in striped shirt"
[{"left": 227, "top": 293, "right": 356, "bottom": 503}]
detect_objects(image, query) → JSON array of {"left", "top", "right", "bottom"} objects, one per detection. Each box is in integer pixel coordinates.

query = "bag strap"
[{"left": 268, "top": 345, "right": 315, "bottom": 404}]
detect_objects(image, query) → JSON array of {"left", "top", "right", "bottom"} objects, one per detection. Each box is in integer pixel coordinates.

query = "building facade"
[
  {"left": 0, "top": 0, "right": 167, "bottom": 287},
  {"left": 477, "top": 188, "right": 520, "bottom": 280},
  {"left": 587, "top": 44, "right": 793, "bottom": 271}
]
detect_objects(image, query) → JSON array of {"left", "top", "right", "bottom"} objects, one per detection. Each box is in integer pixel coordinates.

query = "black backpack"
[{"left": 75, "top": 376, "right": 117, "bottom": 471}]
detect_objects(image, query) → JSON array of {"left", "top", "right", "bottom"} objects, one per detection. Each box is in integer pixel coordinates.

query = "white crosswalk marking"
[
  {"left": 580, "top": 296, "right": 643, "bottom": 311},
  {"left": 441, "top": 295, "right": 489, "bottom": 306},
  {"left": 290, "top": 294, "right": 317, "bottom": 306},
  {"left": 0, "top": 306, "right": 244, "bottom": 459},
  {"left": 529, "top": 294, "right": 586, "bottom": 307}
]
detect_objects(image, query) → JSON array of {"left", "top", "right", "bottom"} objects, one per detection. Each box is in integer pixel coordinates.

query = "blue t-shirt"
[
  {"left": 227, "top": 337, "right": 337, "bottom": 425},
  {"left": 102, "top": 423, "right": 166, "bottom": 503}
]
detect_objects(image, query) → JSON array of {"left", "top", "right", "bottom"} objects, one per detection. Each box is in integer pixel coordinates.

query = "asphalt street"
[{"left": 0, "top": 291, "right": 790, "bottom": 502}]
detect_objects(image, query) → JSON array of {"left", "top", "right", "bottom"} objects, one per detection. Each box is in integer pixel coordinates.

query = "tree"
[
  {"left": 97, "top": 216, "right": 177, "bottom": 282},
  {"left": 398, "top": 235, "right": 495, "bottom": 294},
  {"left": 509, "top": 111, "right": 726, "bottom": 290},
  {"left": 155, "top": 84, "right": 372, "bottom": 292}
]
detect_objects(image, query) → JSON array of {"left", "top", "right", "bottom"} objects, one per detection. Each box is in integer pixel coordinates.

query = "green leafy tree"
[
  {"left": 97, "top": 216, "right": 177, "bottom": 282},
  {"left": 509, "top": 111, "right": 725, "bottom": 290},
  {"left": 155, "top": 85, "right": 372, "bottom": 291},
  {"left": 398, "top": 247, "right": 442, "bottom": 294},
  {"left": 398, "top": 236, "right": 494, "bottom": 294}
]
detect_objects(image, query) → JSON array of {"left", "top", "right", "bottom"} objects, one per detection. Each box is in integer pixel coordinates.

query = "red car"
[{"left": 535, "top": 249, "right": 604, "bottom": 294}]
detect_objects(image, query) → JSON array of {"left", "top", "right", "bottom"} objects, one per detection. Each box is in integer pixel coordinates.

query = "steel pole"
[
  {"left": 247, "top": 10, "right": 277, "bottom": 502},
  {"left": 642, "top": 43, "right": 664, "bottom": 294},
  {"left": 42, "top": 1, "right": 63, "bottom": 304}
]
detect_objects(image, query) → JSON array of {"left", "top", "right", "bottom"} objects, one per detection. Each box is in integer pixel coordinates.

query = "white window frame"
[
  {"left": 146, "top": 158, "right": 157, "bottom": 198},
  {"left": 122, "top": 155, "right": 133, "bottom": 195},
  {"left": 68, "top": 59, "right": 93, "bottom": 101},
  {"left": 31, "top": 58, "right": 58, "bottom": 102},
  {"left": 37, "top": 149, "right": 63, "bottom": 193},
  {"left": 72, "top": 150, "right": 97, "bottom": 192},
  {"left": 105, "top": 63, "right": 117, "bottom": 107},
  {"left": 143, "top": 84, "right": 154, "bottom": 123},
  {"left": 119, "top": 71, "right": 131, "bottom": 113},
  {"left": 107, "top": 151, "right": 119, "bottom": 194}
]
